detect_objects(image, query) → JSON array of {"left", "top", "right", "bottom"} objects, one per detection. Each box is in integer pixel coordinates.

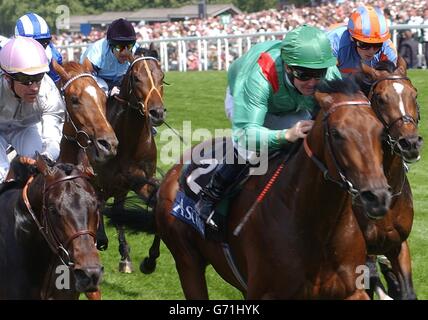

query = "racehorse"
[
  {"left": 353, "top": 57, "right": 423, "bottom": 299},
  {"left": 0, "top": 153, "right": 102, "bottom": 299},
  {"left": 91, "top": 47, "right": 166, "bottom": 272},
  {"left": 53, "top": 60, "right": 118, "bottom": 164},
  {"left": 149, "top": 79, "right": 391, "bottom": 299}
]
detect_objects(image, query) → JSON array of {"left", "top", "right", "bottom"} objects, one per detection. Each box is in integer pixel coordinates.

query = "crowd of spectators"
[{"left": 50, "top": 0, "right": 428, "bottom": 69}]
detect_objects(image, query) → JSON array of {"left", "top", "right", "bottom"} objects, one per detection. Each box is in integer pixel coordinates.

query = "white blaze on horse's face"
[
  {"left": 85, "top": 86, "right": 98, "bottom": 101},
  {"left": 392, "top": 82, "right": 406, "bottom": 116},
  {"left": 85, "top": 85, "right": 108, "bottom": 120}
]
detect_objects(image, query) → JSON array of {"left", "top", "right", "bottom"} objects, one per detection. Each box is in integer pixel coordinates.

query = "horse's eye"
[
  {"left": 330, "top": 129, "right": 343, "bottom": 140},
  {"left": 71, "top": 96, "right": 79, "bottom": 105},
  {"left": 48, "top": 205, "right": 58, "bottom": 215},
  {"left": 374, "top": 94, "right": 385, "bottom": 105}
]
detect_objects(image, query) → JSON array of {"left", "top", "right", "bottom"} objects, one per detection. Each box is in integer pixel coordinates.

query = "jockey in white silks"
[{"left": 0, "top": 36, "right": 65, "bottom": 182}]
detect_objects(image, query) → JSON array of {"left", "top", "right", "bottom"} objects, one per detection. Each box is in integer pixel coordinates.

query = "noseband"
[
  {"left": 304, "top": 100, "right": 372, "bottom": 200},
  {"left": 367, "top": 75, "right": 420, "bottom": 151},
  {"left": 22, "top": 173, "right": 97, "bottom": 267},
  {"left": 61, "top": 73, "right": 99, "bottom": 150}
]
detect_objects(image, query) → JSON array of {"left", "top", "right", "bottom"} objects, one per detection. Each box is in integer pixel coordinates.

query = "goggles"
[
  {"left": 354, "top": 40, "right": 383, "bottom": 51},
  {"left": 110, "top": 42, "right": 135, "bottom": 53},
  {"left": 36, "top": 38, "right": 51, "bottom": 49},
  {"left": 289, "top": 66, "right": 327, "bottom": 81},
  {"left": 12, "top": 73, "right": 45, "bottom": 86}
]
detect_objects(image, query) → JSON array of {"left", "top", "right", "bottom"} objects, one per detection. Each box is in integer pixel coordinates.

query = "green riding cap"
[{"left": 281, "top": 25, "right": 337, "bottom": 69}]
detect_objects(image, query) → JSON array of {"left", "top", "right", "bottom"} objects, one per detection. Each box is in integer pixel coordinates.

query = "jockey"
[
  {"left": 80, "top": 18, "right": 137, "bottom": 96},
  {"left": 327, "top": 5, "right": 397, "bottom": 76},
  {"left": 195, "top": 25, "right": 341, "bottom": 229},
  {"left": 0, "top": 37, "right": 65, "bottom": 182},
  {"left": 15, "top": 12, "right": 63, "bottom": 86}
]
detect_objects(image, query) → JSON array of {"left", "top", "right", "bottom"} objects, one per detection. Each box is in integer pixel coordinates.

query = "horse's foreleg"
[
  {"left": 140, "top": 234, "right": 161, "bottom": 274},
  {"left": 345, "top": 290, "right": 370, "bottom": 300},
  {"left": 85, "top": 290, "right": 102, "bottom": 300},
  {"left": 117, "top": 224, "right": 133, "bottom": 273},
  {"left": 385, "top": 241, "right": 417, "bottom": 300},
  {"left": 96, "top": 213, "right": 109, "bottom": 251}
]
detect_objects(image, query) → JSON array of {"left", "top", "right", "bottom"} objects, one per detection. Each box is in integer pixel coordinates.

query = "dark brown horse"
[
  {"left": 354, "top": 57, "right": 423, "bottom": 299},
  {"left": 150, "top": 79, "right": 391, "bottom": 299},
  {"left": 92, "top": 48, "right": 165, "bottom": 272},
  {"left": 53, "top": 60, "right": 119, "bottom": 164},
  {"left": 0, "top": 154, "right": 102, "bottom": 299}
]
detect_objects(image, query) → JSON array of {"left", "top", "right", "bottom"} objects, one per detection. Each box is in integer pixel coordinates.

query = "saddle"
[{"left": 171, "top": 137, "right": 296, "bottom": 240}]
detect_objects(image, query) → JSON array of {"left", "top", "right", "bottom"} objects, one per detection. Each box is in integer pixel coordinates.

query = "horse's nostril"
[
  {"left": 149, "top": 109, "right": 163, "bottom": 119},
  {"left": 97, "top": 139, "right": 111, "bottom": 151},
  {"left": 398, "top": 138, "right": 411, "bottom": 150},
  {"left": 360, "top": 191, "right": 377, "bottom": 203}
]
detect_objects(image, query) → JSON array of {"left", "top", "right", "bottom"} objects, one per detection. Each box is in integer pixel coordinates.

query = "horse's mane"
[
  {"left": 374, "top": 60, "right": 396, "bottom": 73},
  {"left": 135, "top": 46, "right": 160, "bottom": 60},
  {"left": 55, "top": 163, "right": 75, "bottom": 176},
  {"left": 62, "top": 61, "right": 84, "bottom": 74},
  {"left": 316, "top": 78, "right": 360, "bottom": 95},
  {"left": 353, "top": 61, "right": 397, "bottom": 95}
]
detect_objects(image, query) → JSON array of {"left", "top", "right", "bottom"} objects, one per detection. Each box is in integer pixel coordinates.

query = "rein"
[
  {"left": 22, "top": 174, "right": 96, "bottom": 267},
  {"left": 304, "top": 100, "right": 372, "bottom": 199}
]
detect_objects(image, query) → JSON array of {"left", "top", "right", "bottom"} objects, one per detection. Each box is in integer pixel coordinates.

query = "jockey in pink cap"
[{"left": 0, "top": 36, "right": 65, "bottom": 182}]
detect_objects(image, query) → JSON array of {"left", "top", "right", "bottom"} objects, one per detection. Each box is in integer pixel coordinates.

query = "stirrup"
[{"left": 206, "top": 211, "right": 219, "bottom": 230}]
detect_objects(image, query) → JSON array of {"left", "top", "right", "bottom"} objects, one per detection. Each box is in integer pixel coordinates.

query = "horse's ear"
[
  {"left": 314, "top": 91, "right": 334, "bottom": 111},
  {"left": 34, "top": 152, "right": 53, "bottom": 176},
  {"left": 77, "top": 150, "right": 95, "bottom": 177},
  {"left": 149, "top": 42, "right": 155, "bottom": 52},
  {"left": 360, "top": 62, "right": 379, "bottom": 81},
  {"left": 82, "top": 58, "right": 94, "bottom": 73},
  {"left": 52, "top": 60, "right": 71, "bottom": 82},
  {"left": 396, "top": 56, "right": 407, "bottom": 76}
]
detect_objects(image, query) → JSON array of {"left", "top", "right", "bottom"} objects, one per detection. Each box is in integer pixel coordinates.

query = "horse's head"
[
  {"left": 27, "top": 153, "right": 102, "bottom": 293},
  {"left": 313, "top": 79, "right": 391, "bottom": 219},
  {"left": 121, "top": 47, "right": 166, "bottom": 126},
  {"left": 53, "top": 59, "right": 119, "bottom": 163},
  {"left": 358, "top": 57, "right": 423, "bottom": 163}
]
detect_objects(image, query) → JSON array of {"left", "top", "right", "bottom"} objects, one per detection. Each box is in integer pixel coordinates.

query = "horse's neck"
[
  {"left": 117, "top": 108, "right": 153, "bottom": 154},
  {"left": 275, "top": 138, "right": 351, "bottom": 241}
]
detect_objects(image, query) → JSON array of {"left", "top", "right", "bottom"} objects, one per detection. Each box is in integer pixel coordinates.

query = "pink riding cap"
[{"left": 0, "top": 36, "right": 49, "bottom": 75}]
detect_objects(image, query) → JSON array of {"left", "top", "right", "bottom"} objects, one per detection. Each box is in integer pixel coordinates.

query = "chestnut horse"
[
  {"left": 354, "top": 57, "right": 423, "bottom": 299},
  {"left": 0, "top": 154, "right": 102, "bottom": 299},
  {"left": 151, "top": 79, "right": 391, "bottom": 299},
  {"left": 91, "top": 48, "right": 165, "bottom": 273},
  {"left": 53, "top": 60, "right": 118, "bottom": 164}
]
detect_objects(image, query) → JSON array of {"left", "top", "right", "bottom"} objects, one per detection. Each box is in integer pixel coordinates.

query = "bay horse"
[
  {"left": 91, "top": 48, "right": 165, "bottom": 272},
  {"left": 353, "top": 57, "right": 423, "bottom": 299},
  {"left": 150, "top": 79, "right": 391, "bottom": 299},
  {"left": 53, "top": 59, "right": 118, "bottom": 164},
  {"left": 0, "top": 153, "right": 102, "bottom": 299}
]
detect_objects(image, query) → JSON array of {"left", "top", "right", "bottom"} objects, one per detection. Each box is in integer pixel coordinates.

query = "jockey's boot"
[{"left": 195, "top": 163, "right": 246, "bottom": 230}]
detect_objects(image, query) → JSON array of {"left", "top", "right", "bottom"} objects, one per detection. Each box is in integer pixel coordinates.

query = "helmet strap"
[
  {"left": 4, "top": 75, "right": 21, "bottom": 100},
  {"left": 283, "top": 63, "right": 304, "bottom": 95}
]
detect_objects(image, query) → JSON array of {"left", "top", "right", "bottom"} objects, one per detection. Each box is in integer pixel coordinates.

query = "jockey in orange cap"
[{"left": 327, "top": 5, "right": 397, "bottom": 75}]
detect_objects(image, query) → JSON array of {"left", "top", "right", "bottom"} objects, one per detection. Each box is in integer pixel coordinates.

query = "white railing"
[{"left": 57, "top": 24, "right": 428, "bottom": 71}]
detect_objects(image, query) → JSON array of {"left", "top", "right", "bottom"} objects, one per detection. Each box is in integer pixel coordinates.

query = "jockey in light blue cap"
[{"left": 15, "top": 12, "right": 63, "bottom": 86}]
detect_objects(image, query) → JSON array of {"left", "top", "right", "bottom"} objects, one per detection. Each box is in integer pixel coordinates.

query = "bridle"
[
  {"left": 22, "top": 173, "right": 97, "bottom": 267},
  {"left": 304, "top": 100, "right": 373, "bottom": 200},
  {"left": 116, "top": 56, "right": 165, "bottom": 118},
  {"left": 61, "top": 73, "right": 98, "bottom": 150},
  {"left": 367, "top": 75, "right": 420, "bottom": 152}
]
